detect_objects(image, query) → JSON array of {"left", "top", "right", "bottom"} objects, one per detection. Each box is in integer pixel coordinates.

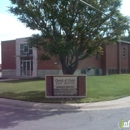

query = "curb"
[{"left": 0, "top": 97, "right": 130, "bottom": 111}]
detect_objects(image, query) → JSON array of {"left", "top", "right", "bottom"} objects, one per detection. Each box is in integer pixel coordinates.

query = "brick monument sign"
[{"left": 45, "top": 75, "right": 86, "bottom": 98}]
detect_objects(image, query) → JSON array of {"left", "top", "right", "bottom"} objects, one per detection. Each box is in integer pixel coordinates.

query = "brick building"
[{"left": 1, "top": 37, "right": 130, "bottom": 78}]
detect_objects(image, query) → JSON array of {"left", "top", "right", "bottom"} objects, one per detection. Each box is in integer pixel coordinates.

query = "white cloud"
[
  {"left": 0, "top": 44, "right": 1, "bottom": 64},
  {"left": 121, "top": 0, "right": 130, "bottom": 16},
  {"left": 0, "top": 13, "right": 40, "bottom": 41},
  {"left": 0, "top": 13, "right": 40, "bottom": 64}
]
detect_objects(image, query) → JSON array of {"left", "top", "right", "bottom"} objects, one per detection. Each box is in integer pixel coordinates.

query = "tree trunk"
[{"left": 60, "top": 56, "right": 78, "bottom": 74}]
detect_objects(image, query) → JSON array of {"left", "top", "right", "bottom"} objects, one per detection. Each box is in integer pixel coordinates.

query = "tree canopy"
[
  {"left": 9, "top": 0, "right": 130, "bottom": 74},
  {"left": 122, "top": 30, "right": 130, "bottom": 41}
]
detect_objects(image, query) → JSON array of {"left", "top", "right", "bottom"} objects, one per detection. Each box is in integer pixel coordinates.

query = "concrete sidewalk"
[{"left": 0, "top": 97, "right": 130, "bottom": 111}]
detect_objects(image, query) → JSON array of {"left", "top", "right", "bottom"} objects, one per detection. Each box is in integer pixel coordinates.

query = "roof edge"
[{"left": 118, "top": 40, "right": 130, "bottom": 44}]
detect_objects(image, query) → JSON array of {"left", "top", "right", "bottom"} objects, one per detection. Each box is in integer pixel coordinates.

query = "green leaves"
[{"left": 9, "top": 0, "right": 130, "bottom": 74}]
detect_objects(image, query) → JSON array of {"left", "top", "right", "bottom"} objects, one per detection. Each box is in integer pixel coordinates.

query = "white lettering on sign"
[{"left": 53, "top": 77, "right": 77, "bottom": 96}]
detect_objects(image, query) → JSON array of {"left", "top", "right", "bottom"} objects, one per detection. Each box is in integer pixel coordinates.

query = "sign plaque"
[{"left": 53, "top": 77, "right": 77, "bottom": 96}]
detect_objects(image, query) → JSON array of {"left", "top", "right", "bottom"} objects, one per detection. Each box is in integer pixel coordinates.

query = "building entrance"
[{"left": 20, "top": 57, "right": 33, "bottom": 76}]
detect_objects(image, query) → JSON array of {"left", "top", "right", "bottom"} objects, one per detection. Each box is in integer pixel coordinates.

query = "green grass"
[{"left": 0, "top": 74, "right": 130, "bottom": 103}]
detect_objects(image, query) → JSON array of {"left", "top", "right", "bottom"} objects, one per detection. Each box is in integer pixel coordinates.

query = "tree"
[
  {"left": 122, "top": 31, "right": 130, "bottom": 41},
  {"left": 9, "top": 0, "right": 130, "bottom": 74}
]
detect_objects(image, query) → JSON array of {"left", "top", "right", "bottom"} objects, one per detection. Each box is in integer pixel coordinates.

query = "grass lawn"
[{"left": 0, "top": 74, "right": 130, "bottom": 103}]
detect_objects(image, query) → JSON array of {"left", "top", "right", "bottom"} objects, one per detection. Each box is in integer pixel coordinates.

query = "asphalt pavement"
[{"left": 1, "top": 103, "right": 129, "bottom": 130}]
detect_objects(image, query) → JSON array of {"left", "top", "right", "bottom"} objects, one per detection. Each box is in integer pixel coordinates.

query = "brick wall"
[
  {"left": 102, "top": 42, "right": 130, "bottom": 75},
  {"left": 102, "top": 44, "right": 118, "bottom": 74},
  {"left": 38, "top": 60, "right": 61, "bottom": 70},
  {"left": 37, "top": 50, "right": 61, "bottom": 69},
  {"left": 37, "top": 49, "right": 102, "bottom": 70},
  {"left": 78, "top": 55, "right": 102, "bottom": 69},
  {"left": 128, "top": 44, "right": 130, "bottom": 73},
  {"left": 121, "top": 43, "right": 129, "bottom": 68},
  {"left": 2, "top": 38, "right": 130, "bottom": 76},
  {"left": 2, "top": 40, "right": 16, "bottom": 69}
]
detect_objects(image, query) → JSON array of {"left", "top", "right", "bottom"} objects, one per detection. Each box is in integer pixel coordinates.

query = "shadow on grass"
[
  {"left": 1, "top": 78, "right": 44, "bottom": 83},
  {"left": 0, "top": 91, "right": 70, "bottom": 103},
  {"left": 0, "top": 91, "right": 86, "bottom": 103}
]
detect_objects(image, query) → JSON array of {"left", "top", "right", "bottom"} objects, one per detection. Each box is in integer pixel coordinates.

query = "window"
[
  {"left": 24, "top": 45, "right": 29, "bottom": 53},
  {"left": 20, "top": 44, "right": 24, "bottom": 49},
  {"left": 123, "top": 48, "right": 126, "bottom": 58},
  {"left": 20, "top": 44, "right": 33, "bottom": 55},
  {"left": 95, "top": 54, "right": 98, "bottom": 60}
]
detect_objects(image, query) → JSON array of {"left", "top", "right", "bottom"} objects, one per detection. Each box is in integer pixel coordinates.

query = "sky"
[{"left": 0, "top": 0, "right": 130, "bottom": 64}]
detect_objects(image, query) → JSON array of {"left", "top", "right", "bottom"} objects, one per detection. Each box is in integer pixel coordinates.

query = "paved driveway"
[{"left": 0, "top": 104, "right": 129, "bottom": 130}]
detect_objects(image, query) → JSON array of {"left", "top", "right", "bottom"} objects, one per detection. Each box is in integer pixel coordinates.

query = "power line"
[
  {"left": 80, "top": 0, "right": 119, "bottom": 22},
  {"left": 80, "top": 0, "right": 107, "bottom": 16}
]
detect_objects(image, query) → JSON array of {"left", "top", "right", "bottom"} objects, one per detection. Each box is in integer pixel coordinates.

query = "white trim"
[
  {"left": 16, "top": 38, "right": 27, "bottom": 76},
  {"left": 15, "top": 38, "right": 38, "bottom": 77},
  {"left": 23, "top": 44, "right": 29, "bottom": 54},
  {"left": 32, "top": 47, "right": 37, "bottom": 77},
  {"left": 118, "top": 40, "right": 130, "bottom": 44}
]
